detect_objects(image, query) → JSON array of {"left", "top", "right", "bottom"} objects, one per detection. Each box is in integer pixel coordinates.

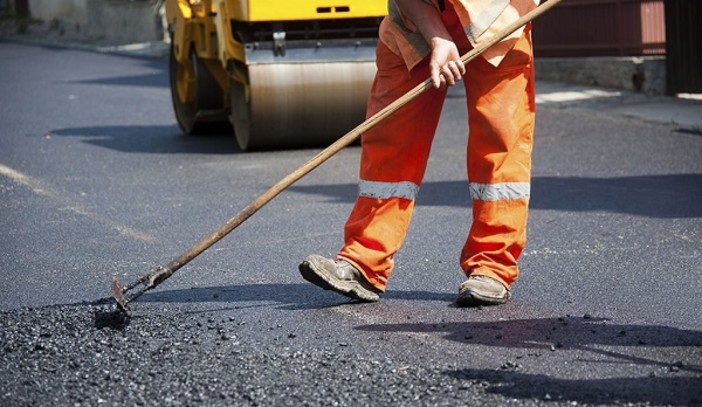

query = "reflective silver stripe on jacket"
[
  {"left": 359, "top": 180, "right": 420, "bottom": 201},
  {"left": 465, "top": 0, "right": 510, "bottom": 42},
  {"left": 469, "top": 182, "right": 530, "bottom": 201}
]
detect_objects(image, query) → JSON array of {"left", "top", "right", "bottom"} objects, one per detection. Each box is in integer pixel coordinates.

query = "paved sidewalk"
[{"left": 535, "top": 81, "right": 702, "bottom": 134}]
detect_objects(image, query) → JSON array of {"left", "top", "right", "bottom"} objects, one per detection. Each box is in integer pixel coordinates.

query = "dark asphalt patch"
[
  {"left": 2, "top": 301, "right": 701, "bottom": 406},
  {"left": 0, "top": 301, "right": 521, "bottom": 406}
]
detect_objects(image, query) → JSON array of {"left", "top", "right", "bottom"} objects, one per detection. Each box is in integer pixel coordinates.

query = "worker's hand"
[
  {"left": 429, "top": 37, "right": 465, "bottom": 89},
  {"left": 393, "top": 0, "right": 464, "bottom": 88}
]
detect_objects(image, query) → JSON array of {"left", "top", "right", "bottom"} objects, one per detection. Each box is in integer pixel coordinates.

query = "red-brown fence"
[{"left": 532, "top": 0, "right": 666, "bottom": 57}]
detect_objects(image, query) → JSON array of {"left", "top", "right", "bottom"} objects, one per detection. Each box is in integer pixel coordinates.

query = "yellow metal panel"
[
  {"left": 227, "top": 0, "right": 387, "bottom": 21},
  {"left": 226, "top": 0, "right": 249, "bottom": 21},
  {"left": 214, "top": 0, "right": 246, "bottom": 64},
  {"left": 165, "top": 0, "right": 192, "bottom": 22}
]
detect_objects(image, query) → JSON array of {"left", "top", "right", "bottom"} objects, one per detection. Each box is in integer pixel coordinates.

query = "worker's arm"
[{"left": 394, "top": 0, "right": 465, "bottom": 88}]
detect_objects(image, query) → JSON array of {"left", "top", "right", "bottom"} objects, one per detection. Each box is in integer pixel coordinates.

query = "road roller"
[{"left": 165, "top": 0, "right": 387, "bottom": 150}]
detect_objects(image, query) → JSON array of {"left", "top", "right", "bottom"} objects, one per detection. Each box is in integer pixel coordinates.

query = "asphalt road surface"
[{"left": 1, "top": 41, "right": 701, "bottom": 406}]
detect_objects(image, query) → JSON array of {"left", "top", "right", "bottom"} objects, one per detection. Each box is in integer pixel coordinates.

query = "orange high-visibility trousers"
[{"left": 338, "top": 8, "right": 536, "bottom": 292}]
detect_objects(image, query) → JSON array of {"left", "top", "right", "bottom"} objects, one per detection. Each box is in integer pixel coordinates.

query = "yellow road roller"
[{"left": 165, "top": 0, "right": 387, "bottom": 150}]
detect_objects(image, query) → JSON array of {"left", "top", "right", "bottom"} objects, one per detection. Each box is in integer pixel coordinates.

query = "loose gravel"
[
  {"left": 0, "top": 301, "right": 519, "bottom": 406},
  {"left": 2, "top": 300, "right": 701, "bottom": 406}
]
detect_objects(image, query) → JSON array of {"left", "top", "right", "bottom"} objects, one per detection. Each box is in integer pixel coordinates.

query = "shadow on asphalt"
[
  {"left": 289, "top": 174, "right": 702, "bottom": 218},
  {"left": 48, "top": 124, "right": 356, "bottom": 154},
  {"left": 355, "top": 316, "right": 702, "bottom": 356},
  {"left": 135, "top": 283, "right": 455, "bottom": 310},
  {"left": 46, "top": 123, "right": 702, "bottom": 218},
  {"left": 71, "top": 71, "right": 168, "bottom": 88},
  {"left": 356, "top": 316, "right": 702, "bottom": 405},
  {"left": 50, "top": 125, "right": 241, "bottom": 154},
  {"left": 445, "top": 368, "right": 701, "bottom": 406}
]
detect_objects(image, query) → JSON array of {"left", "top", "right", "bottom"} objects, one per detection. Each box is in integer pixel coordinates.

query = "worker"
[{"left": 299, "top": 0, "right": 540, "bottom": 306}]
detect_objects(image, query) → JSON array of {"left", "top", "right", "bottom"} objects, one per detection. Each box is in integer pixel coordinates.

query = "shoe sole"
[
  {"left": 298, "top": 260, "right": 379, "bottom": 303},
  {"left": 455, "top": 290, "right": 510, "bottom": 307}
]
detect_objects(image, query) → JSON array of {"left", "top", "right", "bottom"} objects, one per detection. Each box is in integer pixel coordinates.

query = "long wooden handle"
[{"left": 140, "top": 0, "right": 562, "bottom": 289}]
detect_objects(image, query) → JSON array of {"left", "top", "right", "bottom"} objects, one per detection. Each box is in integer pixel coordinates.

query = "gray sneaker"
[
  {"left": 298, "top": 255, "right": 381, "bottom": 302},
  {"left": 456, "top": 275, "right": 511, "bottom": 306}
]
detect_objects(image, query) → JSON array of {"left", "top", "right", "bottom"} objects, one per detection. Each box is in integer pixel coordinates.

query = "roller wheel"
[
  {"left": 169, "top": 42, "right": 228, "bottom": 135},
  {"left": 229, "top": 63, "right": 374, "bottom": 151},
  {"left": 230, "top": 80, "right": 254, "bottom": 151}
]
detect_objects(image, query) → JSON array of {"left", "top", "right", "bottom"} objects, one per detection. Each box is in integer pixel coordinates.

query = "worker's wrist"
[{"left": 430, "top": 36, "right": 454, "bottom": 49}]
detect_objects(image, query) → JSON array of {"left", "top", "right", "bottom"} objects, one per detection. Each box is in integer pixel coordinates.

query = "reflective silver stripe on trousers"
[
  {"left": 469, "top": 182, "right": 530, "bottom": 201},
  {"left": 358, "top": 180, "right": 420, "bottom": 201}
]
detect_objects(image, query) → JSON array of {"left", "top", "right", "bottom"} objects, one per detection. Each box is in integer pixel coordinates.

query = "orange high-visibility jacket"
[{"left": 380, "top": 0, "right": 539, "bottom": 69}]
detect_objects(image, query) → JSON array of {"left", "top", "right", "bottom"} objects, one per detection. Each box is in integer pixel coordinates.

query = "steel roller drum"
[{"left": 232, "top": 48, "right": 377, "bottom": 151}]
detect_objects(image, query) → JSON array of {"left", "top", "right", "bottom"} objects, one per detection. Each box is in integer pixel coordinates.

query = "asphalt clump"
[
  {"left": 3, "top": 302, "right": 699, "bottom": 406},
  {"left": 0, "top": 301, "right": 519, "bottom": 406}
]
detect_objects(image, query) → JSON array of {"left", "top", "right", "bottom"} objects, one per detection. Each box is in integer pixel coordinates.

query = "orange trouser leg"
[
  {"left": 460, "top": 27, "right": 536, "bottom": 288},
  {"left": 340, "top": 15, "right": 535, "bottom": 291},
  {"left": 338, "top": 42, "right": 448, "bottom": 291}
]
